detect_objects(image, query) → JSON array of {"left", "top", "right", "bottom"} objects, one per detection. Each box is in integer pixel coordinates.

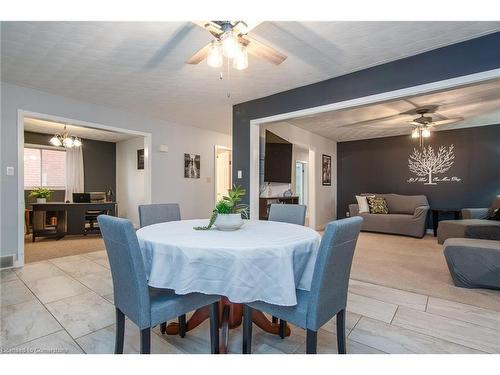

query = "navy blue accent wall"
[{"left": 233, "top": 32, "right": 500, "bottom": 208}]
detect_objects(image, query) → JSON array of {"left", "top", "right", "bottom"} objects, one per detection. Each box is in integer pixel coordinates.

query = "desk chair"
[
  {"left": 242, "top": 217, "right": 363, "bottom": 354},
  {"left": 98, "top": 215, "right": 220, "bottom": 354}
]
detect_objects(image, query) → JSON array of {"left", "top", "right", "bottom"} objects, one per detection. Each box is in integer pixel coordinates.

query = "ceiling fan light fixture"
[
  {"left": 233, "top": 47, "right": 248, "bottom": 70},
  {"left": 411, "top": 128, "right": 420, "bottom": 138},
  {"left": 422, "top": 128, "right": 431, "bottom": 138},
  {"left": 221, "top": 30, "right": 239, "bottom": 59},
  {"left": 207, "top": 41, "right": 223, "bottom": 68}
]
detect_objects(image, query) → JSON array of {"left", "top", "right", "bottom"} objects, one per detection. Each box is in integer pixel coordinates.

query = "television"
[{"left": 264, "top": 130, "right": 293, "bottom": 183}]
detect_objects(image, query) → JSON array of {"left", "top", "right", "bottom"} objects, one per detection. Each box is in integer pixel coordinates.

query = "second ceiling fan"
[{"left": 186, "top": 21, "right": 287, "bottom": 70}]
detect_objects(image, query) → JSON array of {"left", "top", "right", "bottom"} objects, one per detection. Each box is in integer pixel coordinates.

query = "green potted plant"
[
  {"left": 29, "top": 187, "right": 53, "bottom": 203},
  {"left": 195, "top": 185, "right": 249, "bottom": 231}
]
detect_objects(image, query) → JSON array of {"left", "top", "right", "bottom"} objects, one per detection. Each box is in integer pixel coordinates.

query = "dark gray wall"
[
  {"left": 233, "top": 32, "right": 500, "bottom": 210},
  {"left": 337, "top": 124, "right": 500, "bottom": 224},
  {"left": 24, "top": 131, "right": 116, "bottom": 202}
]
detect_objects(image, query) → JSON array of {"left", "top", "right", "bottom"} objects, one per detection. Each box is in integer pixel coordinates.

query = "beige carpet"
[
  {"left": 351, "top": 232, "right": 500, "bottom": 312},
  {"left": 24, "top": 235, "right": 105, "bottom": 263}
]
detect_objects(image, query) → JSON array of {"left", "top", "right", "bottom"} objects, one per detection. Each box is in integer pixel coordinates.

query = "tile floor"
[{"left": 1, "top": 250, "right": 500, "bottom": 354}]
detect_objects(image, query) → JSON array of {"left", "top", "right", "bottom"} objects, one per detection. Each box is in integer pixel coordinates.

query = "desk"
[
  {"left": 31, "top": 202, "right": 117, "bottom": 241},
  {"left": 137, "top": 219, "right": 320, "bottom": 353}
]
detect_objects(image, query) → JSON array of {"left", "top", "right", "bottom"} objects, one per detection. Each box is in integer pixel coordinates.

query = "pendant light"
[
  {"left": 207, "top": 41, "right": 223, "bottom": 68},
  {"left": 233, "top": 47, "right": 248, "bottom": 70}
]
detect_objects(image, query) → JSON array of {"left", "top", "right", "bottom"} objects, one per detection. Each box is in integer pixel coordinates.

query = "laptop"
[{"left": 72, "top": 193, "right": 91, "bottom": 203}]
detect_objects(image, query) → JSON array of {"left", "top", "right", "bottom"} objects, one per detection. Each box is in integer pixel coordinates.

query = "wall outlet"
[
  {"left": 237, "top": 170, "right": 242, "bottom": 179},
  {"left": 346, "top": 211, "right": 350, "bottom": 217},
  {"left": 6, "top": 166, "right": 14, "bottom": 176},
  {"left": 159, "top": 145, "right": 168, "bottom": 152}
]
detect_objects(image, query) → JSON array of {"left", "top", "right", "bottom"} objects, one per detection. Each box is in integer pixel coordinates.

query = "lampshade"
[
  {"left": 233, "top": 47, "right": 248, "bottom": 70},
  {"left": 63, "top": 137, "right": 74, "bottom": 148},
  {"left": 221, "top": 31, "right": 239, "bottom": 59},
  {"left": 73, "top": 137, "right": 82, "bottom": 147},
  {"left": 207, "top": 41, "right": 223, "bottom": 68},
  {"left": 50, "top": 135, "right": 62, "bottom": 146}
]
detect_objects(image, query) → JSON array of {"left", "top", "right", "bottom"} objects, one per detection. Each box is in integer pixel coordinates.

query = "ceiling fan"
[{"left": 186, "top": 21, "right": 287, "bottom": 70}]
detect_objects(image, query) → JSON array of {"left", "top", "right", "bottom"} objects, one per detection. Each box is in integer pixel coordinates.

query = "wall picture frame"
[
  {"left": 137, "top": 149, "right": 144, "bottom": 170},
  {"left": 322, "top": 154, "right": 332, "bottom": 186},
  {"left": 184, "top": 153, "right": 200, "bottom": 179}
]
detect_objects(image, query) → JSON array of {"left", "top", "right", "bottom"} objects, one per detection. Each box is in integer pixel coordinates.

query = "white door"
[{"left": 215, "top": 147, "right": 232, "bottom": 203}]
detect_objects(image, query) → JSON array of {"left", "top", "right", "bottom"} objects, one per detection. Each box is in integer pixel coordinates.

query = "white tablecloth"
[{"left": 136, "top": 219, "right": 321, "bottom": 306}]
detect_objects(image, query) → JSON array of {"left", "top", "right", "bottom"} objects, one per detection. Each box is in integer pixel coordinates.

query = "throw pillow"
[
  {"left": 355, "top": 195, "right": 370, "bottom": 213},
  {"left": 487, "top": 208, "right": 500, "bottom": 221},
  {"left": 367, "top": 196, "right": 389, "bottom": 214}
]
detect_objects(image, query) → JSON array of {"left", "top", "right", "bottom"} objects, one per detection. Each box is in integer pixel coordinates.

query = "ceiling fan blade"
[
  {"left": 192, "top": 21, "right": 223, "bottom": 37},
  {"left": 399, "top": 104, "right": 440, "bottom": 116},
  {"left": 186, "top": 43, "right": 211, "bottom": 64},
  {"left": 240, "top": 35, "right": 287, "bottom": 65},
  {"left": 339, "top": 113, "right": 412, "bottom": 128},
  {"left": 430, "top": 117, "right": 464, "bottom": 127},
  {"left": 233, "top": 21, "right": 262, "bottom": 35}
]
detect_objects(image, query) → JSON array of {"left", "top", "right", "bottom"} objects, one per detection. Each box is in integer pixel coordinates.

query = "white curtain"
[{"left": 65, "top": 146, "right": 85, "bottom": 202}]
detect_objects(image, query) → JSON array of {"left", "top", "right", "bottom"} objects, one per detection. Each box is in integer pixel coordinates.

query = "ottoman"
[
  {"left": 443, "top": 238, "right": 500, "bottom": 290},
  {"left": 437, "top": 219, "right": 500, "bottom": 244}
]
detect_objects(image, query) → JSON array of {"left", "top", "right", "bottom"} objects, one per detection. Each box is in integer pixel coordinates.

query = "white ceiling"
[
  {"left": 2, "top": 21, "right": 500, "bottom": 134},
  {"left": 272, "top": 80, "right": 500, "bottom": 142},
  {"left": 24, "top": 117, "right": 140, "bottom": 142}
]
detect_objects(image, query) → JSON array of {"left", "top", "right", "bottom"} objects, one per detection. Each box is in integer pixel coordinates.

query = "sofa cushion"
[
  {"left": 437, "top": 219, "right": 500, "bottom": 244},
  {"left": 367, "top": 196, "right": 389, "bottom": 214},
  {"left": 384, "top": 194, "right": 429, "bottom": 214}
]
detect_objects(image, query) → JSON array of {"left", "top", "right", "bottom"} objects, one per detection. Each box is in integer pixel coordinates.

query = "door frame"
[
  {"left": 214, "top": 145, "right": 232, "bottom": 205},
  {"left": 16, "top": 109, "right": 152, "bottom": 267}
]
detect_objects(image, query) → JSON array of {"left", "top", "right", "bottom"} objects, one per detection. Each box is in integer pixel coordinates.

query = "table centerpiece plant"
[
  {"left": 194, "top": 184, "right": 249, "bottom": 231},
  {"left": 29, "top": 187, "right": 53, "bottom": 203}
]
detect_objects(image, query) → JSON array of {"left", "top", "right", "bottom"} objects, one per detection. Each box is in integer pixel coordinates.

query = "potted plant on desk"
[
  {"left": 29, "top": 187, "right": 53, "bottom": 203},
  {"left": 195, "top": 184, "right": 249, "bottom": 231}
]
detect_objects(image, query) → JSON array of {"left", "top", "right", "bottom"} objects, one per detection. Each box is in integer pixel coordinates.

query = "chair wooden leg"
[
  {"left": 160, "top": 322, "right": 167, "bottom": 334},
  {"left": 242, "top": 305, "right": 253, "bottom": 354},
  {"left": 115, "top": 308, "right": 125, "bottom": 354},
  {"left": 279, "top": 319, "right": 287, "bottom": 339},
  {"left": 140, "top": 328, "right": 151, "bottom": 354},
  {"left": 178, "top": 314, "right": 187, "bottom": 338},
  {"left": 306, "top": 329, "right": 317, "bottom": 354},
  {"left": 336, "top": 309, "right": 346, "bottom": 354},
  {"left": 209, "top": 302, "right": 219, "bottom": 354},
  {"left": 272, "top": 316, "right": 278, "bottom": 324}
]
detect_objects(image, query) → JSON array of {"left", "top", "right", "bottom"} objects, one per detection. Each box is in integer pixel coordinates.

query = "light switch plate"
[
  {"left": 159, "top": 145, "right": 168, "bottom": 152},
  {"left": 6, "top": 166, "right": 14, "bottom": 176},
  {"left": 237, "top": 170, "right": 242, "bottom": 179}
]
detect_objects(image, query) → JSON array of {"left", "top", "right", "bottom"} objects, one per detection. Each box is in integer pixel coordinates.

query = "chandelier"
[
  {"left": 49, "top": 125, "right": 82, "bottom": 148},
  {"left": 206, "top": 29, "right": 248, "bottom": 70}
]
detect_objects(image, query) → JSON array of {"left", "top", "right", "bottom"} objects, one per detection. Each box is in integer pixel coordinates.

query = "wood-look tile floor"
[{"left": 1, "top": 249, "right": 500, "bottom": 354}]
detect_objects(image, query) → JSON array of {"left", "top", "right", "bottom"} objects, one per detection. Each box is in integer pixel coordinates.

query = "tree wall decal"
[{"left": 408, "top": 144, "right": 455, "bottom": 185}]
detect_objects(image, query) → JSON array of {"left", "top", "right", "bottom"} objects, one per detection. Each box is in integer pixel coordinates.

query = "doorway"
[
  {"left": 215, "top": 146, "right": 232, "bottom": 204},
  {"left": 295, "top": 161, "right": 308, "bottom": 206}
]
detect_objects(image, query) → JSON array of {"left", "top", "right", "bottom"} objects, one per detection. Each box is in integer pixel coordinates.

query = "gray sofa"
[
  {"left": 437, "top": 195, "right": 500, "bottom": 244},
  {"left": 444, "top": 238, "right": 500, "bottom": 290},
  {"left": 349, "top": 193, "right": 429, "bottom": 238}
]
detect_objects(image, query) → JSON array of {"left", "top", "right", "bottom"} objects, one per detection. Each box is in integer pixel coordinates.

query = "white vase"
[
  {"left": 36, "top": 198, "right": 47, "bottom": 203},
  {"left": 214, "top": 213, "right": 244, "bottom": 231}
]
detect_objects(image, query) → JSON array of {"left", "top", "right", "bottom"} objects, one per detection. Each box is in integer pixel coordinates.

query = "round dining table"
[{"left": 136, "top": 219, "right": 321, "bottom": 353}]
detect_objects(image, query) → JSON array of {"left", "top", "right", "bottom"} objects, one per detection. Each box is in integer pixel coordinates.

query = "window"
[{"left": 24, "top": 147, "right": 66, "bottom": 189}]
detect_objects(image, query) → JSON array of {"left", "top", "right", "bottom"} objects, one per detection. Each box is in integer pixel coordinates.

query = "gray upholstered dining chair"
[
  {"left": 138, "top": 203, "right": 186, "bottom": 336},
  {"left": 267, "top": 203, "right": 307, "bottom": 335},
  {"left": 268, "top": 204, "right": 307, "bottom": 226},
  {"left": 98, "top": 215, "right": 220, "bottom": 354},
  {"left": 242, "top": 216, "right": 363, "bottom": 354},
  {"left": 138, "top": 203, "right": 181, "bottom": 228}
]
